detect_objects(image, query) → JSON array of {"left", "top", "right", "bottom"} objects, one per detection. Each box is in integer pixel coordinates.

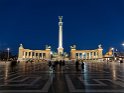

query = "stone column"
[
  {"left": 93, "top": 52, "right": 95, "bottom": 59},
  {"left": 32, "top": 52, "right": 34, "bottom": 58},
  {"left": 30, "top": 52, "right": 32, "bottom": 58},
  {"left": 41, "top": 53, "right": 42, "bottom": 59},
  {"left": 87, "top": 53, "right": 89, "bottom": 59},
  {"left": 58, "top": 16, "right": 64, "bottom": 55},
  {"left": 85, "top": 52, "right": 87, "bottom": 59},
  {"left": 96, "top": 52, "right": 98, "bottom": 58},
  {"left": 27, "top": 52, "right": 29, "bottom": 58},
  {"left": 95, "top": 52, "right": 97, "bottom": 58},
  {"left": 38, "top": 53, "right": 40, "bottom": 59},
  {"left": 85, "top": 53, "right": 87, "bottom": 59},
  {"left": 70, "top": 50, "right": 76, "bottom": 59},
  {"left": 98, "top": 48, "right": 103, "bottom": 58},
  {"left": 34, "top": 52, "right": 36, "bottom": 58},
  {"left": 82, "top": 53, "right": 83, "bottom": 59},
  {"left": 18, "top": 44, "right": 24, "bottom": 61},
  {"left": 23, "top": 51, "right": 25, "bottom": 58},
  {"left": 37, "top": 52, "right": 38, "bottom": 59},
  {"left": 77, "top": 53, "right": 79, "bottom": 59},
  {"left": 25, "top": 52, "right": 27, "bottom": 58},
  {"left": 39, "top": 53, "right": 41, "bottom": 59},
  {"left": 88, "top": 52, "right": 90, "bottom": 59},
  {"left": 46, "top": 52, "right": 49, "bottom": 59},
  {"left": 94, "top": 52, "right": 96, "bottom": 58}
]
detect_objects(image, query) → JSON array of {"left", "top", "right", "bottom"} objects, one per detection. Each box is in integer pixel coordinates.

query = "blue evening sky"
[{"left": 0, "top": 0, "right": 124, "bottom": 54}]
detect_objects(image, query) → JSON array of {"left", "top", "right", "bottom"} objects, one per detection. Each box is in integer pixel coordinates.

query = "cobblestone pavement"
[{"left": 0, "top": 61, "right": 124, "bottom": 93}]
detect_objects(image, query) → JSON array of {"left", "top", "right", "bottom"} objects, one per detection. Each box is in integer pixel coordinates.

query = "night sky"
[{"left": 0, "top": 0, "right": 124, "bottom": 54}]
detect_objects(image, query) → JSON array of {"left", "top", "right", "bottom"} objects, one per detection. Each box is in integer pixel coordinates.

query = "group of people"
[
  {"left": 48, "top": 60, "right": 85, "bottom": 72},
  {"left": 75, "top": 60, "right": 84, "bottom": 71},
  {"left": 48, "top": 60, "right": 65, "bottom": 71}
]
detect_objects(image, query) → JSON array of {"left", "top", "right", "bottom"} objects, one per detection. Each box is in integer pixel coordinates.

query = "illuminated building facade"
[{"left": 18, "top": 16, "right": 103, "bottom": 61}]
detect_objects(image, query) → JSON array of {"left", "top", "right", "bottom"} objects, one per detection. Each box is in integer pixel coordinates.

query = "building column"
[
  {"left": 85, "top": 53, "right": 87, "bottom": 59},
  {"left": 37, "top": 53, "right": 39, "bottom": 59},
  {"left": 71, "top": 51, "right": 76, "bottom": 59},
  {"left": 23, "top": 52, "right": 25, "bottom": 58},
  {"left": 25, "top": 51, "right": 28, "bottom": 58},
  {"left": 81, "top": 53, "right": 83, "bottom": 59},
  {"left": 95, "top": 52, "right": 97, "bottom": 58},
  {"left": 77, "top": 53, "right": 79, "bottom": 59},
  {"left": 34, "top": 52, "right": 36, "bottom": 59},
  {"left": 90, "top": 52, "right": 92, "bottom": 59},
  {"left": 39, "top": 53, "right": 41, "bottom": 59},
  {"left": 18, "top": 44, "right": 24, "bottom": 60},
  {"left": 93, "top": 52, "right": 95, "bottom": 59},
  {"left": 87, "top": 53, "right": 89, "bottom": 59},
  {"left": 41, "top": 53, "right": 43, "bottom": 59},
  {"left": 94, "top": 52, "right": 96, "bottom": 58},
  {"left": 27, "top": 52, "right": 30, "bottom": 58},
  {"left": 89, "top": 52, "right": 91, "bottom": 59},
  {"left": 98, "top": 48, "right": 103, "bottom": 58},
  {"left": 30, "top": 52, "right": 32, "bottom": 58},
  {"left": 32, "top": 52, "right": 34, "bottom": 58},
  {"left": 96, "top": 52, "right": 98, "bottom": 58},
  {"left": 84, "top": 53, "right": 86, "bottom": 59}
]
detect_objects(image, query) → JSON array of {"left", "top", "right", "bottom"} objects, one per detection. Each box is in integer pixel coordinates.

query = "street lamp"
[
  {"left": 7, "top": 48, "right": 10, "bottom": 61},
  {"left": 111, "top": 48, "right": 115, "bottom": 61},
  {"left": 122, "top": 43, "right": 124, "bottom": 46},
  {"left": 50, "top": 51, "right": 53, "bottom": 60},
  {"left": 122, "top": 43, "right": 124, "bottom": 60}
]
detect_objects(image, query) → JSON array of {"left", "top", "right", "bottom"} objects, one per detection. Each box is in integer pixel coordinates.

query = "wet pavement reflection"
[{"left": 0, "top": 61, "right": 124, "bottom": 93}]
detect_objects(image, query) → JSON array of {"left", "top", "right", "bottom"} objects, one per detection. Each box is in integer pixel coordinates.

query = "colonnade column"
[
  {"left": 30, "top": 52, "right": 32, "bottom": 58},
  {"left": 23, "top": 52, "right": 26, "bottom": 58}
]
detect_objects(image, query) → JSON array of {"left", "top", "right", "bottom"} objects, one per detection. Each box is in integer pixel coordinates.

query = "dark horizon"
[{"left": 0, "top": 0, "right": 124, "bottom": 55}]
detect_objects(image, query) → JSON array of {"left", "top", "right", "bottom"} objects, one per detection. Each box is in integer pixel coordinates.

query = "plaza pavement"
[{"left": 0, "top": 61, "right": 124, "bottom": 93}]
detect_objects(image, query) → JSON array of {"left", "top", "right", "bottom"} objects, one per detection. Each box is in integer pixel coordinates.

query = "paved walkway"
[{"left": 0, "top": 61, "right": 124, "bottom": 93}]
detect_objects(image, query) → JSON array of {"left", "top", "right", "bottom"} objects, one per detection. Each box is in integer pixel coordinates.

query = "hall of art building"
[
  {"left": 18, "top": 16, "right": 103, "bottom": 61},
  {"left": 104, "top": 48, "right": 124, "bottom": 61}
]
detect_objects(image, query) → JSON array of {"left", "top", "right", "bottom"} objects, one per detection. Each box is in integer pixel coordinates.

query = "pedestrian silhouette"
[
  {"left": 48, "top": 60, "right": 52, "bottom": 70},
  {"left": 75, "top": 60, "right": 79, "bottom": 71},
  {"left": 81, "top": 61, "right": 84, "bottom": 69}
]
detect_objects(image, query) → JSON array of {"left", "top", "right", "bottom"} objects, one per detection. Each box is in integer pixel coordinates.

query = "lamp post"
[
  {"left": 122, "top": 43, "right": 124, "bottom": 60},
  {"left": 122, "top": 43, "right": 124, "bottom": 46},
  {"left": 50, "top": 51, "right": 53, "bottom": 60},
  {"left": 7, "top": 48, "right": 10, "bottom": 61},
  {"left": 111, "top": 48, "right": 115, "bottom": 61}
]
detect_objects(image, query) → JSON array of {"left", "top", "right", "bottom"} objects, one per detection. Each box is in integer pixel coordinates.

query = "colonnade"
[
  {"left": 23, "top": 51, "right": 47, "bottom": 59},
  {"left": 75, "top": 51, "right": 99, "bottom": 59},
  {"left": 70, "top": 48, "right": 103, "bottom": 60},
  {"left": 18, "top": 44, "right": 51, "bottom": 61}
]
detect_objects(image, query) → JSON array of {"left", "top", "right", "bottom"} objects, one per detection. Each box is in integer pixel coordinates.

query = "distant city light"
[
  {"left": 122, "top": 43, "right": 124, "bottom": 46},
  {"left": 50, "top": 51, "right": 53, "bottom": 55},
  {"left": 111, "top": 48, "right": 114, "bottom": 50},
  {"left": 7, "top": 48, "right": 10, "bottom": 51}
]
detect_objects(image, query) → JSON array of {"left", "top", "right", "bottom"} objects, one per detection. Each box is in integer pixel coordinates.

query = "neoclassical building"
[
  {"left": 18, "top": 44, "right": 51, "bottom": 61},
  {"left": 70, "top": 45, "right": 103, "bottom": 60},
  {"left": 18, "top": 16, "right": 103, "bottom": 61}
]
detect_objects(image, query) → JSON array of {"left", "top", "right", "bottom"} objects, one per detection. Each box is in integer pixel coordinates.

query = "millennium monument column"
[{"left": 57, "top": 16, "right": 64, "bottom": 55}]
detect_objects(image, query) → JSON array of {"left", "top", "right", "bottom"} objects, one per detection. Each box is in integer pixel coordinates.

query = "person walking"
[
  {"left": 48, "top": 60, "right": 52, "bottom": 70},
  {"left": 81, "top": 60, "right": 84, "bottom": 70},
  {"left": 75, "top": 60, "right": 79, "bottom": 71}
]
